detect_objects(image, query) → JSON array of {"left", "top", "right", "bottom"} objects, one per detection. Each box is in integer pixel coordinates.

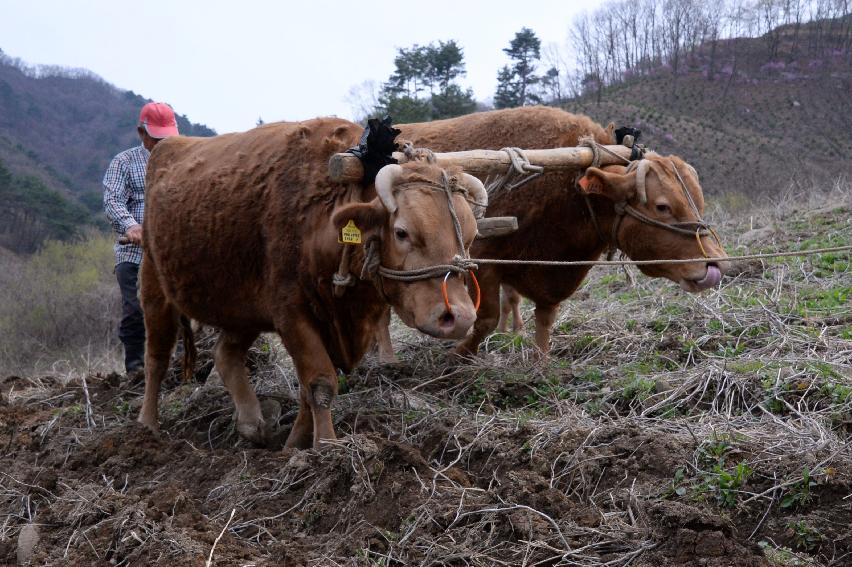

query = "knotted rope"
[
  {"left": 401, "top": 142, "right": 436, "bottom": 164},
  {"left": 486, "top": 147, "right": 544, "bottom": 196},
  {"left": 579, "top": 135, "right": 636, "bottom": 168}
]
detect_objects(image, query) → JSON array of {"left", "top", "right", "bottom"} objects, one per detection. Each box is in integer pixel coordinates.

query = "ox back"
[
  {"left": 399, "top": 106, "right": 616, "bottom": 306},
  {"left": 143, "top": 118, "right": 384, "bottom": 370}
]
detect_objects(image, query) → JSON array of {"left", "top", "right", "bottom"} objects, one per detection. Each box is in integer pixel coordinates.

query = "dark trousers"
[{"left": 116, "top": 262, "right": 145, "bottom": 372}]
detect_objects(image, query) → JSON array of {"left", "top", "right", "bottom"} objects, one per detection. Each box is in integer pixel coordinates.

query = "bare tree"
[{"left": 560, "top": 0, "right": 849, "bottom": 104}]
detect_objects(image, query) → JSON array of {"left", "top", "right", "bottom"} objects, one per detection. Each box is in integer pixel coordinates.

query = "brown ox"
[
  {"left": 375, "top": 106, "right": 728, "bottom": 357},
  {"left": 138, "top": 118, "right": 486, "bottom": 449}
]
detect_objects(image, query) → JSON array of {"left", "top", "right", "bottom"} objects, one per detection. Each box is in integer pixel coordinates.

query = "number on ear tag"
[{"left": 339, "top": 220, "right": 362, "bottom": 244}]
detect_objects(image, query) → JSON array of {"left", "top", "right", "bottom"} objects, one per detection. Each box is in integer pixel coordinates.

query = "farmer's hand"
[{"left": 125, "top": 224, "right": 143, "bottom": 245}]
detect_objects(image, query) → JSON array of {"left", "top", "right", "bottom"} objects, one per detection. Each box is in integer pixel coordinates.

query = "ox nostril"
[{"left": 438, "top": 310, "right": 456, "bottom": 329}]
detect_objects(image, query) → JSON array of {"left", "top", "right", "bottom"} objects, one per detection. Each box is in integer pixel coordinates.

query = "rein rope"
[
  {"left": 578, "top": 138, "right": 723, "bottom": 261},
  {"left": 467, "top": 245, "right": 852, "bottom": 268}
]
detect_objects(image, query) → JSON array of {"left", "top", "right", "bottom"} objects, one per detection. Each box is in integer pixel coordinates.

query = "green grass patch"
[{"left": 487, "top": 332, "right": 531, "bottom": 353}]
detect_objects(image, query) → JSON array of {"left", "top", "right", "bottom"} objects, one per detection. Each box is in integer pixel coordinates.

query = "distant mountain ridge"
[{"left": 0, "top": 49, "right": 215, "bottom": 252}]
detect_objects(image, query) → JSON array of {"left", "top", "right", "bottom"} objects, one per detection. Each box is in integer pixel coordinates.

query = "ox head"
[
  {"left": 581, "top": 155, "right": 729, "bottom": 292},
  {"left": 332, "top": 162, "right": 487, "bottom": 339}
]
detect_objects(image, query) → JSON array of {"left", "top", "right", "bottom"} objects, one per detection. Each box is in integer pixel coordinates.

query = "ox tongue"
[{"left": 696, "top": 265, "right": 722, "bottom": 289}]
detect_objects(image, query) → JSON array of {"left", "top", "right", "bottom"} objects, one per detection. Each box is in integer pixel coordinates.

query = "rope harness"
[
  {"left": 578, "top": 138, "right": 723, "bottom": 262},
  {"left": 328, "top": 140, "right": 849, "bottom": 291},
  {"left": 334, "top": 171, "right": 481, "bottom": 311},
  {"left": 467, "top": 245, "right": 851, "bottom": 267},
  {"left": 486, "top": 147, "right": 544, "bottom": 196}
]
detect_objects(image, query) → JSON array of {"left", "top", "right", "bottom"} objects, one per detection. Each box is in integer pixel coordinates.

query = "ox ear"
[
  {"left": 331, "top": 198, "right": 389, "bottom": 239},
  {"left": 604, "top": 122, "right": 616, "bottom": 144},
  {"left": 578, "top": 167, "right": 636, "bottom": 203}
]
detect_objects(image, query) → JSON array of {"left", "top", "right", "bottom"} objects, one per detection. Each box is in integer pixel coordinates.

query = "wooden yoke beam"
[{"left": 328, "top": 145, "right": 633, "bottom": 184}]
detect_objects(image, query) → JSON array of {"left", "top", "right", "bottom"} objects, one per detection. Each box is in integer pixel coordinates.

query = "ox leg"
[
  {"left": 510, "top": 291, "right": 523, "bottom": 333},
  {"left": 375, "top": 307, "right": 398, "bottom": 364},
  {"left": 498, "top": 285, "right": 523, "bottom": 333},
  {"left": 214, "top": 331, "right": 266, "bottom": 444},
  {"left": 454, "top": 273, "right": 501, "bottom": 356},
  {"left": 287, "top": 390, "right": 315, "bottom": 450},
  {"left": 138, "top": 262, "right": 179, "bottom": 432},
  {"left": 279, "top": 316, "right": 339, "bottom": 449},
  {"left": 534, "top": 303, "right": 559, "bottom": 355}
]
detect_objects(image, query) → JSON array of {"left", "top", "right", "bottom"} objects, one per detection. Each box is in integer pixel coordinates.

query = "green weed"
[
  {"left": 780, "top": 467, "right": 817, "bottom": 510},
  {"left": 114, "top": 400, "right": 131, "bottom": 417},
  {"left": 711, "top": 461, "right": 753, "bottom": 507},
  {"left": 787, "top": 520, "right": 824, "bottom": 552},
  {"left": 488, "top": 332, "right": 530, "bottom": 352},
  {"left": 617, "top": 376, "right": 655, "bottom": 403},
  {"left": 338, "top": 373, "right": 349, "bottom": 394},
  {"left": 729, "top": 360, "right": 766, "bottom": 374}
]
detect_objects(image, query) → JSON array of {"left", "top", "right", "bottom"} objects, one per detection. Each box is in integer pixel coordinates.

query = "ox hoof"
[
  {"left": 236, "top": 417, "right": 269, "bottom": 445},
  {"left": 284, "top": 426, "right": 313, "bottom": 450},
  {"left": 137, "top": 415, "right": 160, "bottom": 433},
  {"left": 531, "top": 349, "right": 550, "bottom": 363},
  {"left": 378, "top": 353, "right": 400, "bottom": 365},
  {"left": 450, "top": 344, "right": 479, "bottom": 359}
]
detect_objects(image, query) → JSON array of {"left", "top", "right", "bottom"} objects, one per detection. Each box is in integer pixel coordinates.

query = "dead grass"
[
  {"left": 1, "top": 180, "right": 850, "bottom": 565},
  {"left": 0, "top": 233, "right": 122, "bottom": 375}
]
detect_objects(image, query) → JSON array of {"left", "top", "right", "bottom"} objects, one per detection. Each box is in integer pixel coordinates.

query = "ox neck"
[{"left": 576, "top": 191, "right": 622, "bottom": 260}]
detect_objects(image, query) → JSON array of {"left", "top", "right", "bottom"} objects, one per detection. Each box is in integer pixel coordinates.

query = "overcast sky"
[{"left": 1, "top": 0, "right": 601, "bottom": 133}]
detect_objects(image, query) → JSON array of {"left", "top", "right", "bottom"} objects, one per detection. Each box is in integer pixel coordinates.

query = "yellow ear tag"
[{"left": 339, "top": 220, "right": 362, "bottom": 244}]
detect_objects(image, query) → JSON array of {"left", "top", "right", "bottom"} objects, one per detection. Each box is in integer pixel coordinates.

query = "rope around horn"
[{"left": 363, "top": 172, "right": 478, "bottom": 283}]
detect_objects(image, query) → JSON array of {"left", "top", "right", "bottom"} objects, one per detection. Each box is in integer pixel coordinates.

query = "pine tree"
[
  {"left": 540, "top": 66, "right": 562, "bottom": 105},
  {"left": 427, "top": 41, "right": 466, "bottom": 92},
  {"left": 375, "top": 40, "right": 476, "bottom": 122},
  {"left": 431, "top": 84, "right": 476, "bottom": 119},
  {"left": 494, "top": 65, "right": 519, "bottom": 109},
  {"left": 494, "top": 27, "right": 542, "bottom": 108}
]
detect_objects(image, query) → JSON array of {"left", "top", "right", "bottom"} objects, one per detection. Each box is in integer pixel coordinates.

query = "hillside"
[
  {"left": 563, "top": 16, "right": 852, "bottom": 202},
  {"left": 0, "top": 49, "right": 215, "bottom": 252}
]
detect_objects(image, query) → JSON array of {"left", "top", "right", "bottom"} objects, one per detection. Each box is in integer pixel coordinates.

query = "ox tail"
[{"left": 180, "top": 315, "right": 197, "bottom": 382}]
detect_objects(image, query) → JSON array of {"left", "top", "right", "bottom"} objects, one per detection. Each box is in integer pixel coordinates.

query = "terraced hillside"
[
  {"left": 564, "top": 19, "right": 852, "bottom": 204},
  {"left": 1, "top": 182, "right": 849, "bottom": 564}
]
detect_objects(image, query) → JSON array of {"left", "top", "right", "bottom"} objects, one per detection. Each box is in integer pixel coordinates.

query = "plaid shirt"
[{"left": 103, "top": 145, "right": 150, "bottom": 265}]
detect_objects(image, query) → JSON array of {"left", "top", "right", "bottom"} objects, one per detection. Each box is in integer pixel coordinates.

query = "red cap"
[{"left": 139, "top": 102, "right": 179, "bottom": 138}]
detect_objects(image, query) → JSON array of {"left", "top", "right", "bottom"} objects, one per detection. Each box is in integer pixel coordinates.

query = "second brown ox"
[
  {"left": 138, "top": 118, "right": 486, "bottom": 448},
  {"left": 376, "top": 106, "right": 729, "bottom": 358}
]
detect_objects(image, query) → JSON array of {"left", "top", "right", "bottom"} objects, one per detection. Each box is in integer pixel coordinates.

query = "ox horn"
[
  {"left": 374, "top": 164, "right": 404, "bottom": 214},
  {"left": 635, "top": 159, "right": 650, "bottom": 204},
  {"left": 458, "top": 172, "right": 488, "bottom": 218}
]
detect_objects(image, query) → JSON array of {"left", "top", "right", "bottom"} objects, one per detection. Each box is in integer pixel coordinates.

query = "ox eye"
[
  {"left": 656, "top": 204, "right": 671, "bottom": 214},
  {"left": 394, "top": 228, "right": 409, "bottom": 240}
]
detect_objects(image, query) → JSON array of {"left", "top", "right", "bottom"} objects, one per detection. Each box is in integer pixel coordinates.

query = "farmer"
[{"left": 103, "top": 102, "right": 179, "bottom": 374}]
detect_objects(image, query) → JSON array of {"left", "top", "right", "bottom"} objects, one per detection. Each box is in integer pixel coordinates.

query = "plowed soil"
[{"left": 2, "top": 201, "right": 850, "bottom": 566}]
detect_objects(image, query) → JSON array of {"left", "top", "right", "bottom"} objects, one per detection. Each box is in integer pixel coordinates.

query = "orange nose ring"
[{"left": 442, "top": 271, "right": 481, "bottom": 313}]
